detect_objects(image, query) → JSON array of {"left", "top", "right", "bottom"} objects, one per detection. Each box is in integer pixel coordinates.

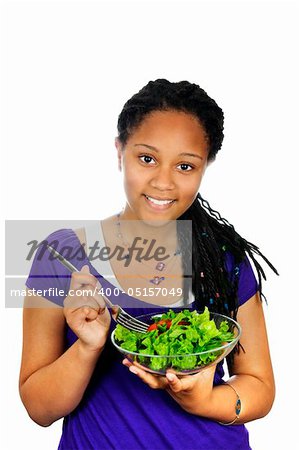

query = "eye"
[
  {"left": 177, "top": 163, "right": 194, "bottom": 171},
  {"left": 139, "top": 155, "right": 156, "bottom": 165},
  {"left": 139, "top": 155, "right": 194, "bottom": 171}
]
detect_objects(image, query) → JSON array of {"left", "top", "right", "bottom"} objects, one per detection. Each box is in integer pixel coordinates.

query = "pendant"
[
  {"left": 150, "top": 276, "right": 165, "bottom": 285},
  {"left": 155, "top": 262, "right": 165, "bottom": 271}
]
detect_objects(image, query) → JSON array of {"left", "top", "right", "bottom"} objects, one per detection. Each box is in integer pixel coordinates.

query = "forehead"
[{"left": 129, "top": 110, "right": 208, "bottom": 151}]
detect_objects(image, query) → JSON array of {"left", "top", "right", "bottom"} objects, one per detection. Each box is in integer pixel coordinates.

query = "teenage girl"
[{"left": 20, "top": 79, "right": 277, "bottom": 450}]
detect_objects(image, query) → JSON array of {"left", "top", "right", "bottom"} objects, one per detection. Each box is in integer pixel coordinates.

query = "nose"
[{"left": 149, "top": 166, "right": 175, "bottom": 191}]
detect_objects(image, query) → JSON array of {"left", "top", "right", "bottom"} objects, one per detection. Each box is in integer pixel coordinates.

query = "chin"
[
  {"left": 141, "top": 218, "right": 174, "bottom": 228},
  {"left": 140, "top": 210, "right": 179, "bottom": 228}
]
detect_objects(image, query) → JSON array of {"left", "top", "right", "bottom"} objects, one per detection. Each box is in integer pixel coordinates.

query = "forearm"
[
  {"left": 181, "top": 374, "right": 275, "bottom": 424},
  {"left": 20, "top": 339, "right": 103, "bottom": 426}
]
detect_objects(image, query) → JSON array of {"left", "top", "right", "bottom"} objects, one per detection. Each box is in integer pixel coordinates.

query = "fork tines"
[{"left": 117, "top": 309, "right": 148, "bottom": 333}]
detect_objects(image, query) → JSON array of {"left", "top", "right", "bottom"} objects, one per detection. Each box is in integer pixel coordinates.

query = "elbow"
[
  {"left": 19, "top": 384, "right": 57, "bottom": 428},
  {"left": 28, "top": 411, "right": 55, "bottom": 428},
  {"left": 265, "top": 385, "right": 276, "bottom": 417},
  {"left": 34, "top": 418, "right": 56, "bottom": 428},
  {"left": 20, "top": 398, "right": 56, "bottom": 427},
  {"left": 23, "top": 404, "right": 58, "bottom": 428},
  {"left": 21, "top": 401, "right": 56, "bottom": 428},
  {"left": 257, "top": 379, "right": 276, "bottom": 419}
]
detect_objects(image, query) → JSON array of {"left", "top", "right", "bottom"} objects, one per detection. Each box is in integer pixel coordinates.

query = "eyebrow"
[{"left": 134, "top": 143, "right": 203, "bottom": 160}]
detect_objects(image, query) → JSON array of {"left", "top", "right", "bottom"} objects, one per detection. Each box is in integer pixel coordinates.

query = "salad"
[{"left": 114, "top": 307, "right": 235, "bottom": 371}]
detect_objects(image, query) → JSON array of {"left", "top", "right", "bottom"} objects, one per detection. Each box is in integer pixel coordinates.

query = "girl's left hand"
[{"left": 122, "top": 358, "right": 217, "bottom": 414}]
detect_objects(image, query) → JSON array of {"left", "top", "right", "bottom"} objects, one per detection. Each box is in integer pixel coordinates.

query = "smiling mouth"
[{"left": 144, "top": 194, "right": 176, "bottom": 206}]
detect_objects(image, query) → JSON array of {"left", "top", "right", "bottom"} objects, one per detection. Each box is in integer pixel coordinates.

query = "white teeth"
[{"left": 145, "top": 195, "right": 174, "bottom": 206}]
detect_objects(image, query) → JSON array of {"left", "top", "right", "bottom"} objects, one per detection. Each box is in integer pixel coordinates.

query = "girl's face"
[{"left": 116, "top": 110, "right": 210, "bottom": 222}]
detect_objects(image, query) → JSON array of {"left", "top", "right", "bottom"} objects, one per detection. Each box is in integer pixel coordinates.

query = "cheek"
[
  {"left": 181, "top": 174, "right": 204, "bottom": 199},
  {"left": 123, "top": 166, "right": 143, "bottom": 196}
]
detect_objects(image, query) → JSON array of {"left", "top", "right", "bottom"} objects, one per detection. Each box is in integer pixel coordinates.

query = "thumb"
[
  {"left": 166, "top": 372, "right": 183, "bottom": 393},
  {"left": 80, "top": 264, "right": 90, "bottom": 274},
  {"left": 85, "top": 306, "right": 99, "bottom": 321}
]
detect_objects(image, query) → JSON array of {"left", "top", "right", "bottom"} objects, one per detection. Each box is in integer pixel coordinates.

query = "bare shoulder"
[
  {"left": 101, "top": 215, "right": 117, "bottom": 227},
  {"left": 73, "top": 217, "right": 116, "bottom": 245},
  {"left": 74, "top": 227, "right": 86, "bottom": 246}
]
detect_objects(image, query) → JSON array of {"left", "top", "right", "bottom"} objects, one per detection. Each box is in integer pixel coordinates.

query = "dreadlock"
[
  {"left": 116, "top": 78, "right": 278, "bottom": 368},
  {"left": 178, "top": 193, "right": 278, "bottom": 317}
]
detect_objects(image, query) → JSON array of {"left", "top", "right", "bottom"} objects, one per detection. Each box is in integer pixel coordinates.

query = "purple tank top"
[{"left": 26, "top": 228, "right": 258, "bottom": 450}]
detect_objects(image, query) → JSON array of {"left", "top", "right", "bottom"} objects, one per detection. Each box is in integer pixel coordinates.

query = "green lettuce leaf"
[{"left": 114, "top": 307, "right": 235, "bottom": 371}]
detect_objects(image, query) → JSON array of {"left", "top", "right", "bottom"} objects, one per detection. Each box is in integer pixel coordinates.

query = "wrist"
[
  {"left": 77, "top": 339, "right": 106, "bottom": 359},
  {"left": 177, "top": 386, "right": 215, "bottom": 416},
  {"left": 195, "top": 383, "right": 242, "bottom": 423}
]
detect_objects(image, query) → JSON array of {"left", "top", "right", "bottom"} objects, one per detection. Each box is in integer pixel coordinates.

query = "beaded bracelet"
[{"left": 218, "top": 383, "right": 242, "bottom": 426}]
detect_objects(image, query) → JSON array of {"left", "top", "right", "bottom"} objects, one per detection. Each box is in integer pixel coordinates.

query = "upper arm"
[
  {"left": 19, "top": 292, "right": 66, "bottom": 388},
  {"left": 20, "top": 228, "right": 84, "bottom": 389},
  {"left": 230, "top": 293, "right": 275, "bottom": 390},
  {"left": 74, "top": 227, "right": 86, "bottom": 246}
]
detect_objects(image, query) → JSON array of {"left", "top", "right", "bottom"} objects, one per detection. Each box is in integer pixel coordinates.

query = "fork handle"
[
  {"left": 46, "top": 244, "right": 80, "bottom": 273},
  {"left": 46, "top": 244, "right": 118, "bottom": 312}
]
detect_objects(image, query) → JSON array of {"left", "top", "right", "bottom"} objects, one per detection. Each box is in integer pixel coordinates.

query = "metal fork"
[{"left": 45, "top": 244, "right": 148, "bottom": 333}]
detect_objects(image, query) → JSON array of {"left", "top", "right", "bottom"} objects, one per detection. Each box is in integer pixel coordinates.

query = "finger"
[
  {"left": 81, "top": 264, "right": 90, "bottom": 274},
  {"left": 65, "top": 305, "right": 97, "bottom": 328},
  {"left": 168, "top": 364, "right": 217, "bottom": 392},
  {"left": 122, "top": 359, "right": 148, "bottom": 371},
  {"left": 165, "top": 372, "right": 184, "bottom": 393},
  {"left": 64, "top": 284, "right": 100, "bottom": 310},
  {"left": 124, "top": 359, "right": 151, "bottom": 371},
  {"left": 92, "top": 281, "right": 107, "bottom": 310},
  {"left": 76, "top": 277, "right": 107, "bottom": 311},
  {"left": 122, "top": 358, "right": 132, "bottom": 367},
  {"left": 65, "top": 278, "right": 107, "bottom": 312},
  {"left": 122, "top": 358, "right": 165, "bottom": 377},
  {"left": 66, "top": 300, "right": 106, "bottom": 317},
  {"left": 70, "top": 265, "right": 97, "bottom": 290},
  {"left": 85, "top": 307, "right": 100, "bottom": 321},
  {"left": 122, "top": 360, "right": 168, "bottom": 389}
]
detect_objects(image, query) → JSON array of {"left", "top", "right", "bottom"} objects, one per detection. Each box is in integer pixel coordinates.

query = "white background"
[{"left": 1, "top": 0, "right": 298, "bottom": 449}]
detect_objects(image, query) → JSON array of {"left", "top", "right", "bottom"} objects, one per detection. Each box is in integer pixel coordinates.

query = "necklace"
[{"left": 115, "top": 212, "right": 181, "bottom": 285}]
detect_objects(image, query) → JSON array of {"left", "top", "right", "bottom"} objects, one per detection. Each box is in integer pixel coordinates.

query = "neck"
[{"left": 116, "top": 211, "right": 179, "bottom": 253}]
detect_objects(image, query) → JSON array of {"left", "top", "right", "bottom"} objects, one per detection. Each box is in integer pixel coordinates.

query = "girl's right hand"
[{"left": 63, "top": 265, "right": 112, "bottom": 352}]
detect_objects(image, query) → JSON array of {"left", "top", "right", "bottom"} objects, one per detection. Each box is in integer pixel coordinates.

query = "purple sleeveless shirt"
[{"left": 26, "top": 228, "right": 258, "bottom": 450}]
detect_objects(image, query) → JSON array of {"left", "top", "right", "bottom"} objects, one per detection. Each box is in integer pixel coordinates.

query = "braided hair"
[{"left": 116, "top": 79, "right": 278, "bottom": 366}]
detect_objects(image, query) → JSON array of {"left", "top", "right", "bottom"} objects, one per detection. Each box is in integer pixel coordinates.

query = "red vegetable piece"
[
  {"left": 147, "top": 319, "right": 172, "bottom": 332},
  {"left": 158, "top": 319, "right": 171, "bottom": 327},
  {"left": 147, "top": 323, "right": 158, "bottom": 332},
  {"left": 166, "top": 320, "right": 172, "bottom": 329}
]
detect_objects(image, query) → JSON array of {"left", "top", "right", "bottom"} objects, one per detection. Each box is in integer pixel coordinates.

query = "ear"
[{"left": 115, "top": 137, "right": 123, "bottom": 172}]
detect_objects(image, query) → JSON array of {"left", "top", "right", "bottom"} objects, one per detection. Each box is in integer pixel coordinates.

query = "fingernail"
[
  {"left": 129, "top": 366, "right": 138, "bottom": 375},
  {"left": 167, "top": 373, "right": 175, "bottom": 382}
]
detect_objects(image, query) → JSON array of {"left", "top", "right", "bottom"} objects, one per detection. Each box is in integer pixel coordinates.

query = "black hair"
[
  {"left": 117, "top": 79, "right": 223, "bottom": 162},
  {"left": 116, "top": 78, "right": 278, "bottom": 369}
]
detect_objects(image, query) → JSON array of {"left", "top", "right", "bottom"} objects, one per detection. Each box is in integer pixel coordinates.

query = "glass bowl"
[{"left": 111, "top": 311, "right": 242, "bottom": 376}]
